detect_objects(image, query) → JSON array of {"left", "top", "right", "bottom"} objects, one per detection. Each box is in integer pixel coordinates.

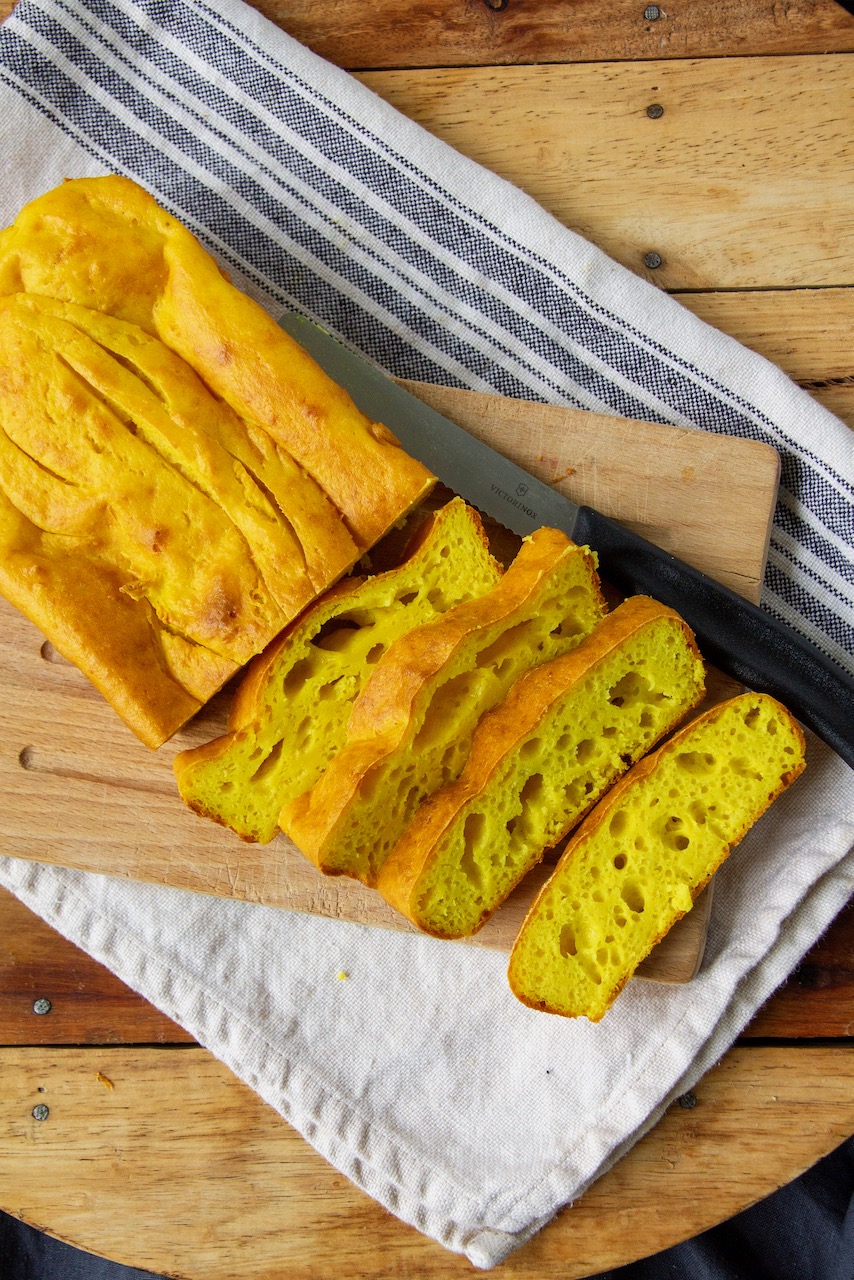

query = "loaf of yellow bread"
[
  {"left": 173, "top": 499, "right": 502, "bottom": 842},
  {"left": 0, "top": 178, "right": 434, "bottom": 745},
  {"left": 377, "top": 596, "right": 706, "bottom": 938},
  {"left": 282, "top": 527, "right": 607, "bottom": 885},
  {"left": 507, "top": 692, "right": 806, "bottom": 1021}
]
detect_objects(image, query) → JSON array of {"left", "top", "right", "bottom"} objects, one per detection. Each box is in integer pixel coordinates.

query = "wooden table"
[{"left": 1, "top": 2, "right": 853, "bottom": 1276}]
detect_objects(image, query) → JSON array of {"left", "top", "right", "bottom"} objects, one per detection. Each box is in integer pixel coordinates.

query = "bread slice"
[
  {"left": 0, "top": 177, "right": 434, "bottom": 745},
  {"left": 172, "top": 499, "right": 502, "bottom": 842},
  {"left": 508, "top": 692, "right": 806, "bottom": 1021},
  {"left": 377, "top": 597, "right": 707, "bottom": 938},
  {"left": 282, "top": 527, "right": 607, "bottom": 885}
]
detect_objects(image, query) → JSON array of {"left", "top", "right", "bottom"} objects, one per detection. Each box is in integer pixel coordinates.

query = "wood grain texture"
[
  {"left": 744, "top": 899, "right": 854, "bottom": 1039},
  {"left": 2, "top": 1043, "right": 853, "bottom": 1279},
  {"left": 0, "top": 888, "right": 192, "bottom": 1046},
  {"left": 356, "top": 55, "right": 854, "bottom": 291},
  {"left": 0, "top": 387, "right": 779, "bottom": 986},
  {"left": 18, "top": 0, "right": 845, "bottom": 69},
  {"left": 4, "top": 883, "right": 854, "bottom": 1045},
  {"left": 674, "top": 288, "right": 854, "bottom": 431},
  {"left": 3, "top": 0, "right": 854, "bottom": 65},
  {"left": 676, "top": 287, "right": 854, "bottom": 386}
]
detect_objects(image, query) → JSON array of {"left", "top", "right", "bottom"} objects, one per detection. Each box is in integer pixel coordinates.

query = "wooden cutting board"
[{"left": 0, "top": 383, "right": 780, "bottom": 983}]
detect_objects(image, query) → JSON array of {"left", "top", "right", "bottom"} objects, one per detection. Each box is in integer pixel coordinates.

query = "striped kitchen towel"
[{"left": 0, "top": 0, "right": 852, "bottom": 1268}]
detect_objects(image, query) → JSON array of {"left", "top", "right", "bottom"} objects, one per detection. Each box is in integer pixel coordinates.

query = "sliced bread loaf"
[
  {"left": 173, "top": 499, "right": 502, "bottom": 843},
  {"left": 377, "top": 596, "right": 706, "bottom": 938},
  {"left": 0, "top": 177, "right": 435, "bottom": 746},
  {"left": 281, "top": 527, "right": 607, "bottom": 885},
  {"left": 508, "top": 692, "right": 806, "bottom": 1021}
]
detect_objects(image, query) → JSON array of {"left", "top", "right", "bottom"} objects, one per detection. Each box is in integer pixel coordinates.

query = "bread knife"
[{"left": 278, "top": 313, "right": 854, "bottom": 769}]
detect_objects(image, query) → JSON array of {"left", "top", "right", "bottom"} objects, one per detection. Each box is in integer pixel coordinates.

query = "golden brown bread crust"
[
  {"left": 0, "top": 492, "right": 224, "bottom": 745},
  {"left": 0, "top": 177, "right": 435, "bottom": 746},
  {"left": 377, "top": 596, "right": 705, "bottom": 935},
  {"left": 0, "top": 176, "right": 434, "bottom": 551}
]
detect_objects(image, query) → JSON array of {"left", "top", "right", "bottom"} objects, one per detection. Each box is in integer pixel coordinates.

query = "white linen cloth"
[{"left": 0, "top": 0, "right": 851, "bottom": 1268}]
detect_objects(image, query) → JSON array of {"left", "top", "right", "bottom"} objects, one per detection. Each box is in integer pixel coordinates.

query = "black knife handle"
[{"left": 572, "top": 505, "right": 854, "bottom": 769}]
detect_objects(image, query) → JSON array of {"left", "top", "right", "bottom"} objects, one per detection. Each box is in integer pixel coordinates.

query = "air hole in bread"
[
  {"left": 311, "top": 617, "right": 366, "bottom": 652},
  {"left": 282, "top": 656, "right": 315, "bottom": 694},
  {"left": 250, "top": 737, "right": 285, "bottom": 782},
  {"left": 396, "top": 591, "right": 418, "bottom": 606},
  {"left": 613, "top": 852, "right": 628, "bottom": 870},
  {"left": 413, "top": 670, "right": 483, "bottom": 750},
  {"left": 464, "top": 811, "right": 485, "bottom": 849},
  {"left": 676, "top": 750, "right": 716, "bottom": 775},
  {"left": 366, "top": 644, "right": 385, "bottom": 664},
  {"left": 580, "top": 956, "right": 603, "bottom": 986},
  {"left": 359, "top": 766, "right": 383, "bottom": 803},
  {"left": 608, "top": 671, "right": 649, "bottom": 707},
  {"left": 609, "top": 810, "right": 628, "bottom": 838},
  {"left": 559, "top": 923, "right": 577, "bottom": 957},
  {"left": 732, "top": 757, "right": 763, "bottom": 780},
  {"left": 475, "top": 620, "right": 537, "bottom": 670},
  {"left": 519, "top": 772, "right": 544, "bottom": 805},
  {"left": 620, "top": 880, "right": 645, "bottom": 913},
  {"left": 317, "top": 677, "right": 344, "bottom": 701}
]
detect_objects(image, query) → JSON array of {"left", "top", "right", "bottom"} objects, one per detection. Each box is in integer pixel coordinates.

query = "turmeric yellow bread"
[
  {"left": 507, "top": 692, "right": 806, "bottom": 1022},
  {"left": 173, "top": 499, "right": 502, "bottom": 843},
  {"left": 282, "top": 527, "right": 607, "bottom": 885},
  {"left": 0, "top": 178, "right": 434, "bottom": 746},
  {"left": 377, "top": 596, "right": 706, "bottom": 938}
]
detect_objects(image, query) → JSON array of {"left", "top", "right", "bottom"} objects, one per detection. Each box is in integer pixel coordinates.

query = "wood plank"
[
  {"left": 809, "top": 383, "right": 854, "bottom": 428},
  {"left": 1, "top": 1043, "right": 853, "bottom": 1278},
  {"left": 4, "top": 881, "right": 853, "bottom": 1045},
  {"left": 249, "top": 0, "right": 854, "bottom": 68},
  {"left": 357, "top": 55, "right": 854, "bottom": 291},
  {"left": 0, "top": 888, "right": 191, "bottom": 1046},
  {"left": 672, "top": 287, "right": 854, "bottom": 430},
  {"left": 745, "top": 899, "right": 854, "bottom": 1039},
  {"left": 3, "top": 0, "right": 854, "bottom": 65},
  {"left": 674, "top": 287, "right": 854, "bottom": 385},
  {"left": 0, "top": 388, "right": 779, "bottom": 990},
  {"left": 5, "top": 0, "right": 849, "bottom": 69}
]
